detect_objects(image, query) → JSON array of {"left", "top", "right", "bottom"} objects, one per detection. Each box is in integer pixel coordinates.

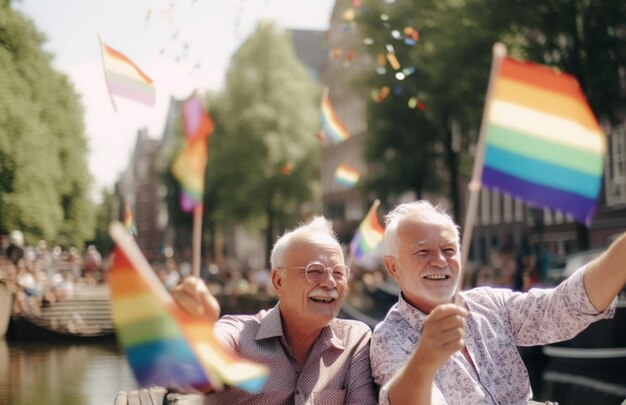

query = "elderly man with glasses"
[{"left": 167, "top": 216, "right": 378, "bottom": 404}]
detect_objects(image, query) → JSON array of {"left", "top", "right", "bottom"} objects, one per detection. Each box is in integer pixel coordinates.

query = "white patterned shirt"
[
  {"left": 205, "top": 303, "right": 378, "bottom": 405},
  {"left": 370, "top": 267, "right": 617, "bottom": 405}
]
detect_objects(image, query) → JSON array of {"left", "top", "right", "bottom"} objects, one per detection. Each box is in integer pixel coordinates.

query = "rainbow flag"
[
  {"left": 100, "top": 40, "right": 155, "bottom": 108},
  {"left": 481, "top": 56, "right": 606, "bottom": 224},
  {"left": 124, "top": 204, "right": 137, "bottom": 236},
  {"left": 108, "top": 222, "right": 268, "bottom": 393},
  {"left": 350, "top": 200, "right": 384, "bottom": 262},
  {"left": 334, "top": 164, "right": 360, "bottom": 188},
  {"left": 171, "top": 94, "right": 214, "bottom": 212},
  {"left": 321, "top": 89, "right": 350, "bottom": 143}
]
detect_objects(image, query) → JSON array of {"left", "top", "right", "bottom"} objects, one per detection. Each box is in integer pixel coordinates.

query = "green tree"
[
  {"left": 0, "top": 1, "right": 93, "bottom": 247},
  {"left": 89, "top": 188, "right": 116, "bottom": 256},
  {"left": 356, "top": 0, "right": 625, "bottom": 222},
  {"left": 211, "top": 23, "right": 321, "bottom": 262},
  {"left": 356, "top": 0, "right": 498, "bottom": 220}
]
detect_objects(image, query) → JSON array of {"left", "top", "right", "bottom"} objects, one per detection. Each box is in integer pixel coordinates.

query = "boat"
[
  {"left": 0, "top": 285, "right": 13, "bottom": 338},
  {"left": 7, "top": 283, "right": 115, "bottom": 342},
  {"left": 8, "top": 314, "right": 115, "bottom": 342}
]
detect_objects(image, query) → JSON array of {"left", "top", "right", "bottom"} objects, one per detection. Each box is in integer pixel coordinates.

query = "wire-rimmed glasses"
[{"left": 277, "top": 262, "right": 350, "bottom": 284}]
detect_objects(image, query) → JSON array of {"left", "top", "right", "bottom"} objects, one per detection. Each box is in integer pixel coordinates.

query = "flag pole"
[
  {"left": 459, "top": 43, "right": 508, "bottom": 282},
  {"left": 192, "top": 205, "right": 202, "bottom": 277},
  {"left": 97, "top": 35, "right": 118, "bottom": 113}
]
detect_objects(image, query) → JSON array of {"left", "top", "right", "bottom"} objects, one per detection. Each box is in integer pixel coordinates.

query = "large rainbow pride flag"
[
  {"left": 350, "top": 200, "right": 385, "bottom": 262},
  {"left": 320, "top": 89, "right": 350, "bottom": 143},
  {"left": 481, "top": 56, "right": 606, "bottom": 224},
  {"left": 100, "top": 40, "right": 155, "bottom": 108},
  {"left": 108, "top": 222, "right": 268, "bottom": 393}
]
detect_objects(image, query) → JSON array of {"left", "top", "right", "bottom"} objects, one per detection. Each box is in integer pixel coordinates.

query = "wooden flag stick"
[
  {"left": 459, "top": 43, "right": 507, "bottom": 285},
  {"left": 192, "top": 205, "right": 203, "bottom": 277}
]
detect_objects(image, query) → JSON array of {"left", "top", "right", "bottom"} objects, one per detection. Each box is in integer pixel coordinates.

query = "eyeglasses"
[{"left": 277, "top": 262, "right": 351, "bottom": 284}]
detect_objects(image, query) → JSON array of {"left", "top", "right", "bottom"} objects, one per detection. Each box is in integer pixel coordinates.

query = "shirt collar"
[
  {"left": 256, "top": 303, "right": 284, "bottom": 340},
  {"left": 397, "top": 292, "right": 428, "bottom": 332},
  {"left": 255, "top": 302, "right": 344, "bottom": 350}
]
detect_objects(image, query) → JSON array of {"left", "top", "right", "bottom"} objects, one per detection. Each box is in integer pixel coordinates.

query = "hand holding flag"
[{"left": 108, "top": 222, "right": 268, "bottom": 393}]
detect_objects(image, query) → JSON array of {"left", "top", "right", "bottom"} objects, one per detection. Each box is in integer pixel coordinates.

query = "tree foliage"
[
  {"left": 356, "top": 0, "right": 626, "bottom": 220},
  {"left": 211, "top": 23, "right": 321, "bottom": 259},
  {"left": 0, "top": 2, "right": 94, "bottom": 248},
  {"left": 163, "top": 24, "right": 321, "bottom": 262}
]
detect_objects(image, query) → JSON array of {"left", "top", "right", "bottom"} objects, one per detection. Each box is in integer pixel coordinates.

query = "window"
[
  {"left": 480, "top": 189, "right": 490, "bottom": 225},
  {"left": 503, "top": 194, "right": 513, "bottom": 223},
  {"left": 605, "top": 125, "right": 626, "bottom": 206},
  {"left": 514, "top": 198, "right": 524, "bottom": 222},
  {"left": 491, "top": 191, "right": 501, "bottom": 224}
]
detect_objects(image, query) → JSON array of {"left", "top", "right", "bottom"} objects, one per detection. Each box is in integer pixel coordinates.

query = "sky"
[{"left": 14, "top": 0, "right": 335, "bottom": 201}]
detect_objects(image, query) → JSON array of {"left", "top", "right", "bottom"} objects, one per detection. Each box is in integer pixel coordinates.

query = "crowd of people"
[
  {"left": 0, "top": 231, "right": 101, "bottom": 317},
  {"left": 0, "top": 229, "right": 276, "bottom": 320}
]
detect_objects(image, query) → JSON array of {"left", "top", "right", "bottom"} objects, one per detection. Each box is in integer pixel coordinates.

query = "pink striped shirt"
[{"left": 205, "top": 304, "right": 378, "bottom": 404}]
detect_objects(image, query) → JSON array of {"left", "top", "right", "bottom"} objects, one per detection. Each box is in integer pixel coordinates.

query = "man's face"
[
  {"left": 274, "top": 234, "right": 347, "bottom": 331},
  {"left": 384, "top": 214, "right": 461, "bottom": 313}
]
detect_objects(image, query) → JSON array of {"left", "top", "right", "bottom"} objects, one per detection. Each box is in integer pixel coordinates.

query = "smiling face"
[
  {"left": 273, "top": 232, "right": 347, "bottom": 333},
  {"left": 384, "top": 212, "right": 461, "bottom": 314}
]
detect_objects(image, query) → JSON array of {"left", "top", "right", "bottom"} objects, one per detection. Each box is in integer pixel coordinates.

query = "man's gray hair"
[
  {"left": 384, "top": 201, "right": 460, "bottom": 258},
  {"left": 270, "top": 216, "right": 340, "bottom": 269}
]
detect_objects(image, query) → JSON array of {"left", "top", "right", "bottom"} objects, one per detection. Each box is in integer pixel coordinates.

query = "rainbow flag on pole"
[
  {"left": 124, "top": 204, "right": 137, "bottom": 236},
  {"left": 108, "top": 222, "right": 268, "bottom": 393},
  {"left": 171, "top": 94, "right": 214, "bottom": 212},
  {"left": 320, "top": 89, "right": 350, "bottom": 143},
  {"left": 481, "top": 56, "right": 606, "bottom": 224},
  {"left": 100, "top": 40, "right": 155, "bottom": 109},
  {"left": 334, "top": 164, "right": 360, "bottom": 188},
  {"left": 350, "top": 200, "right": 385, "bottom": 262}
]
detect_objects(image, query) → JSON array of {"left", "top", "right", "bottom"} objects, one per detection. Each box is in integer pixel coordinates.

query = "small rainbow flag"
[
  {"left": 100, "top": 40, "right": 155, "bottom": 109},
  {"left": 124, "top": 204, "right": 137, "bottom": 236},
  {"left": 171, "top": 94, "right": 214, "bottom": 212},
  {"left": 321, "top": 89, "right": 350, "bottom": 143},
  {"left": 108, "top": 222, "right": 268, "bottom": 393},
  {"left": 334, "top": 164, "right": 360, "bottom": 188},
  {"left": 481, "top": 56, "right": 606, "bottom": 224},
  {"left": 350, "top": 200, "right": 384, "bottom": 262}
]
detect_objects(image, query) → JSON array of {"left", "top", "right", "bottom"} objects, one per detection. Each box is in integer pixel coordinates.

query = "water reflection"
[{"left": 0, "top": 339, "right": 136, "bottom": 405}]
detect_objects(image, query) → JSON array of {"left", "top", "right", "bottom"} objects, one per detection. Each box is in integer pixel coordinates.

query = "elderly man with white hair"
[
  {"left": 118, "top": 216, "right": 378, "bottom": 405},
  {"left": 370, "top": 200, "right": 624, "bottom": 405}
]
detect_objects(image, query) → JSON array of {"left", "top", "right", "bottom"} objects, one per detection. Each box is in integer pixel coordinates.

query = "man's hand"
[
  {"left": 388, "top": 303, "right": 467, "bottom": 404},
  {"left": 414, "top": 303, "right": 468, "bottom": 373},
  {"left": 170, "top": 277, "right": 220, "bottom": 322}
]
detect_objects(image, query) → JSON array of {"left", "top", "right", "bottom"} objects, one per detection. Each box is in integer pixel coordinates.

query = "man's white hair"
[
  {"left": 270, "top": 216, "right": 340, "bottom": 269},
  {"left": 384, "top": 200, "right": 460, "bottom": 258}
]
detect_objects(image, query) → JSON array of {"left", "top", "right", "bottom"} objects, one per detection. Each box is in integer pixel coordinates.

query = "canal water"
[
  {"left": 0, "top": 339, "right": 136, "bottom": 405},
  {"left": 0, "top": 339, "right": 624, "bottom": 405}
]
